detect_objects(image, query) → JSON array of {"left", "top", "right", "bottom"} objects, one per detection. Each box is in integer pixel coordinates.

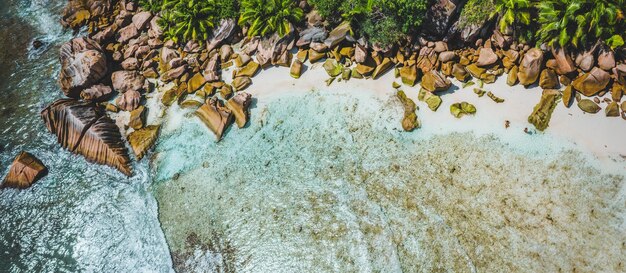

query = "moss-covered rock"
[
  {"left": 487, "top": 92, "right": 505, "bottom": 103},
  {"left": 397, "top": 90, "right": 420, "bottom": 131},
  {"left": 372, "top": 58, "right": 393, "bottom": 79},
  {"left": 421, "top": 70, "right": 451, "bottom": 92},
  {"left": 452, "top": 64, "right": 470, "bottom": 82},
  {"left": 528, "top": 89, "right": 561, "bottom": 131},
  {"left": 605, "top": 102, "right": 620, "bottom": 117},
  {"left": 323, "top": 59, "right": 343, "bottom": 77},
  {"left": 507, "top": 65, "right": 518, "bottom": 86},
  {"left": 400, "top": 65, "right": 418, "bottom": 86},
  {"left": 450, "top": 102, "right": 476, "bottom": 118},
  {"left": 562, "top": 85, "right": 574, "bottom": 108},
  {"left": 290, "top": 59, "right": 303, "bottom": 79},
  {"left": 425, "top": 95, "right": 442, "bottom": 112},
  {"left": 539, "top": 69, "right": 559, "bottom": 89},
  {"left": 577, "top": 99, "right": 601, "bottom": 114},
  {"left": 235, "top": 61, "right": 260, "bottom": 78}
]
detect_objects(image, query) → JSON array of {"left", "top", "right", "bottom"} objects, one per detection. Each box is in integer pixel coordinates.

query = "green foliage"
[
  {"left": 307, "top": 0, "right": 342, "bottom": 20},
  {"left": 492, "top": 0, "right": 533, "bottom": 34},
  {"left": 380, "top": 0, "right": 429, "bottom": 33},
  {"left": 458, "top": 0, "right": 495, "bottom": 27},
  {"left": 158, "top": 0, "right": 217, "bottom": 44},
  {"left": 359, "top": 13, "right": 403, "bottom": 46},
  {"left": 238, "top": 0, "right": 304, "bottom": 37},
  {"left": 138, "top": 0, "right": 164, "bottom": 12},
  {"left": 215, "top": 0, "right": 240, "bottom": 21},
  {"left": 536, "top": 0, "right": 626, "bottom": 49}
]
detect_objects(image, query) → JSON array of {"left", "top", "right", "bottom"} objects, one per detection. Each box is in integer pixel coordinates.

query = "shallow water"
[
  {"left": 153, "top": 91, "right": 625, "bottom": 272},
  {"left": 0, "top": 1, "right": 624, "bottom": 272},
  {"left": 0, "top": 0, "right": 172, "bottom": 272}
]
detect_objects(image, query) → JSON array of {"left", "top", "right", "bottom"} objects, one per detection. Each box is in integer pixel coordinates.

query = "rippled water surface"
[
  {"left": 153, "top": 91, "right": 625, "bottom": 272},
  {"left": 0, "top": 0, "right": 172, "bottom": 272},
  {"left": 1, "top": 1, "right": 625, "bottom": 273}
]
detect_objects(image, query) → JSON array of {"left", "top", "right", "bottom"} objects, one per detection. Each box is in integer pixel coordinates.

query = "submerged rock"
[
  {"left": 528, "top": 89, "right": 561, "bottom": 131},
  {"left": 129, "top": 105, "right": 146, "bottom": 130},
  {"left": 397, "top": 91, "right": 420, "bottom": 131},
  {"left": 2, "top": 152, "right": 48, "bottom": 189},
  {"left": 195, "top": 98, "right": 233, "bottom": 141},
  {"left": 41, "top": 99, "right": 132, "bottom": 176},
  {"left": 59, "top": 37, "right": 107, "bottom": 98},
  {"left": 127, "top": 125, "right": 160, "bottom": 160}
]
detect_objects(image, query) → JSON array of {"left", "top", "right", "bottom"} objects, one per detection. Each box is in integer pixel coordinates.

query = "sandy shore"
[{"left": 218, "top": 60, "right": 626, "bottom": 170}]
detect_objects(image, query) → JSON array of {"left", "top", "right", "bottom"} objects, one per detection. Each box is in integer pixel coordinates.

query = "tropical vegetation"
[
  {"left": 238, "top": 0, "right": 304, "bottom": 37},
  {"left": 135, "top": 0, "right": 625, "bottom": 53}
]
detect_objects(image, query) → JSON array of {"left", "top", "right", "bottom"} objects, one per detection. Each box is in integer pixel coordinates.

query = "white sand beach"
[{"left": 215, "top": 60, "right": 626, "bottom": 169}]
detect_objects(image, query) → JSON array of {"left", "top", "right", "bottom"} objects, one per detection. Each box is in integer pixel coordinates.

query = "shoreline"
[{"left": 216, "top": 61, "right": 626, "bottom": 169}]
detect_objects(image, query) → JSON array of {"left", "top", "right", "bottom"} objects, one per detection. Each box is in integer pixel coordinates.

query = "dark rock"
[
  {"left": 59, "top": 37, "right": 107, "bottom": 98},
  {"left": 116, "top": 89, "right": 141, "bottom": 111},
  {"left": 2, "top": 152, "right": 47, "bottom": 189},
  {"left": 41, "top": 99, "right": 131, "bottom": 176},
  {"left": 80, "top": 84, "right": 112, "bottom": 102},
  {"left": 112, "top": 70, "right": 144, "bottom": 93}
]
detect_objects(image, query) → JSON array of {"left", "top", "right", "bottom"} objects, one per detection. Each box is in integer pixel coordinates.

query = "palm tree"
[
  {"left": 159, "top": 0, "right": 217, "bottom": 44},
  {"left": 536, "top": 0, "right": 625, "bottom": 49},
  {"left": 491, "top": 0, "right": 533, "bottom": 43},
  {"left": 238, "top": 0, "right": 304, "bottom": 37}
]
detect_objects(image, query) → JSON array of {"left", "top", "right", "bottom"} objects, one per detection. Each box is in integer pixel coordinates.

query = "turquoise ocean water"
[{"left": 0, "top": 1, "right": 624, "bottom": 272}]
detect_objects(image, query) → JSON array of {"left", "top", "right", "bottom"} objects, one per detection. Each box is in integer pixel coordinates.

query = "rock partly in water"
[
  {"left": 225, "top": 92, "right": 252, "bottom": 128},
  {"left": 397, "top": 90, "right": 420, "bottom": 131},
  {"left": 59, "top": 37, "right": 107, "bottom": 98},
  {"left": 127, "top": 125, "right": 160, "bottom": 160},
  {"left": 41, "top": 99, "right": 132, "bottom": 176},
  {"left": 562, "top": 85, "right": 574, "bottom": 108},
  {"left": 195, "top": 98, "right": 233, "bottom": 141},
  {"left": 528, "top": 89, "right": 561, "bottom": 131},
  {"left": 539, "top": 69, "right": 559, "bottom": 89},
  {"left": 400, "top": 65, "right": 418, "bottom": 86},
  {"left": 129, "top": 105, "right": 146, "bottom": 130},
  {"left": 1, "top": 152, "right": 48, "bottom": 189}
]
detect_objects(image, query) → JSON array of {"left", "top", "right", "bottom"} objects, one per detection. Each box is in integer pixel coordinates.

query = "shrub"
[
  {"left": 238, "top": 0, "right": 304, "bottom": 37},
  {"left": 307, "top": 0, "right": 342, "bottom": 21},
  {"left": 458, "top": 0, "right": 495, "bottom": 28},
  {"left": 359, "top": 11, "right": 403, "bottom": 46},
  {"left": 536, "top": 0, "right": 626, "bottom": 49},
  {"left": 380, "top": 0, "right": 429, "bottom": 34}
]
